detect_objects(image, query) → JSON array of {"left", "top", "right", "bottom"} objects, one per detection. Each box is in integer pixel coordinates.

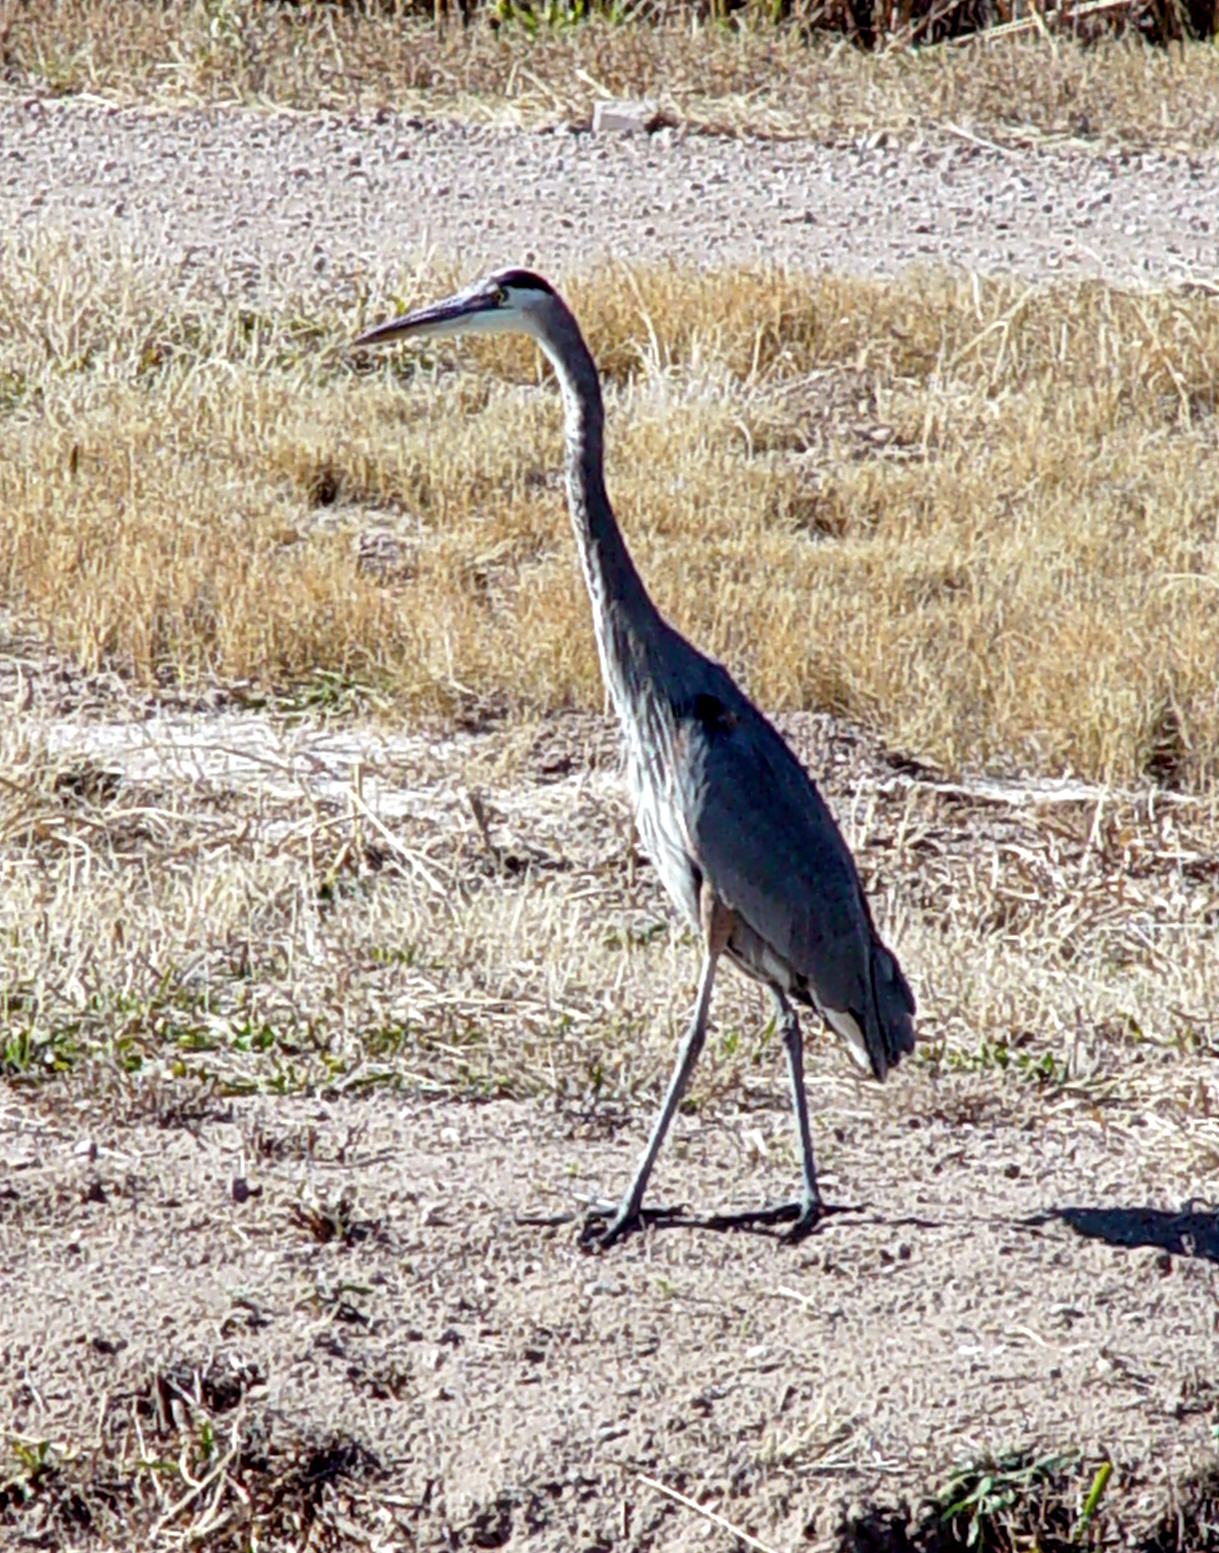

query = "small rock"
[{"left": 592, "top": 99, "right": 663, "bottom": 136}]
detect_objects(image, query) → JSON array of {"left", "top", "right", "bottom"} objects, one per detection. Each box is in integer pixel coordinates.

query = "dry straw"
[
  {"left": 1, "top": 237, "right": 1216, "bottom": 1159},
  {"left": 2, "top": 237, "right": 1217, "bottom": 789}
]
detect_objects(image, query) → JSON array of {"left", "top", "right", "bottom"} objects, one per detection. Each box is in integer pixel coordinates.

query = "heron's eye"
[{"left": 492, "top": 285, "right": 508, "bottom": 306}]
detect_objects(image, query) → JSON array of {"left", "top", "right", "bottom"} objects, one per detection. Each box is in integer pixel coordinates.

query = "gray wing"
[{"left": 676, "top": 683, "right": 915, "bottom": 1078}]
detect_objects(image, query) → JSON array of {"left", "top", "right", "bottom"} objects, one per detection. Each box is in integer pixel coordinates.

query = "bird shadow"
[
  {"left": 1019, "top": 1204, "right": 1219, "bottom": 1263},
  {"left": 605, "top": 1199, "right": 873, "bottom": 1243},
  {"left": 522, "top": 1202, "right": 1219, "bottom": 1259},
  {"left": 521, "top": 1199, "right": 873, "bottom": 1247}
]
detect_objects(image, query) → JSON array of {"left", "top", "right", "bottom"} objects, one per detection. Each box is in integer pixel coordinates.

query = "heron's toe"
[
  {"left": 784, "top": 1198, "right": 826, "bottom": 1243},
  {"left": 580, "top": 1200, "right": 689, "bottom": 1249},
  {"left": 579, "top": 1203, "right": 639, "bottom": 1250}
]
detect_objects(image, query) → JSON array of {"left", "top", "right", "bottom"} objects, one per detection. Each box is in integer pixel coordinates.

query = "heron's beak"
[{"left": 352, "top": 289, "right": 493, "bottom": 349}]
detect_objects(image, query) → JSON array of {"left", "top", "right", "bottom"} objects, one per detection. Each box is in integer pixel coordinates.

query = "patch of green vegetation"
[
  {"left": 841, "top": 1449, "right": 1128, "bottom": 1551},
  {"left": 0, "top": 1438, "right": 60, "bottom": 1511},
  {"left": 490, "top": 0, "right": 631, "bottom": 33},
  {"left": 932, "top": 1450, "right": 1106, "bottom": 1551},
  {"left": 2, "top": 976, "right": 375, "bottom": 1095},
  {"left": 2, "top": 1023, "right": 84, "bottom": 1081},
  {"left": 929, "top": 1037, "right": 1072, "bottom": 1087},
  {"left": 369, "top": 943, "right": 420, "bottom": 968},
  {"left": 359, "top": 1020, "right": 419, "bottom": 1058},
  {"left": 233, "top": 667, "right": 396, "bottom": 722},
  {"left": 0, "top": 369, "right": 35, "bottom": 417},
  {"left": 716, "top": 1022, "right": 772, "bottom": 1065}
]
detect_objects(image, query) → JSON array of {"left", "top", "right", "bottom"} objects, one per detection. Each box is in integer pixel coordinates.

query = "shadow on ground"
[
  {"left": 1025, "top": 1206, "right": 1219, "bottom": 1263},
  {"left": 607, "top": 1204, "right": 1219, "bottom": 1261}
]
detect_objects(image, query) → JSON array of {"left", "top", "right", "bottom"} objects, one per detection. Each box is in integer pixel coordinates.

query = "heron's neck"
[{"left": 538, "top": 312, "right": 666, "bottom": 717}]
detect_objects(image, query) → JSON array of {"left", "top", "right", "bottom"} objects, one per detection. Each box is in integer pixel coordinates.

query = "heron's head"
[{"left": 353, "top": 268, "right": 558, "bottom": 351}]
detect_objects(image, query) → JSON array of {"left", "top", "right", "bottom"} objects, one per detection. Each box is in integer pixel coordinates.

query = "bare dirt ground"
[
  {"left": 3, "top": 1072, "right": 1216, "bottom": 1550},
  {"left": 2, "top": 85, "right": 1218, "bottom": 1552}
]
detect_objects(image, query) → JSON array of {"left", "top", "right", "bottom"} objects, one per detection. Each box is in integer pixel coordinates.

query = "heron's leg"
[
  {"left": 773, "top": 988, "right": 824, "bottom": 1239},
  {"left": 589, "top": 945, "right": 720, "bottom": 1247},
  {"left": 589, "top": 892, "right": 734, "bottom": 1249},
  {"left": 702, "top": 989, "right": 826, "bottom": 1241}
]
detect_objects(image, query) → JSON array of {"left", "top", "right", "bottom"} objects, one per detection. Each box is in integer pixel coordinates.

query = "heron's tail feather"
[
  {"left": 871, "top": 939, "right": 916, "bottom": 1077},
  {"left": 823, "top": 940, "right": 916, "bottom": 1084},
  {"left": 824, "top": 1007, "right": 875, "bottom": 1079}
]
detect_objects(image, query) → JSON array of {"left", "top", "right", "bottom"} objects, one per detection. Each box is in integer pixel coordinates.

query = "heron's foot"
[
  {"left": 786, "top": 1195, "right": 827, "bottom": 1243},
  {"left": 579, "top": 1199, "right": 688, "bottom": 1250},
  {"left": 703, "top": 1195, "right": 854, "bottom": 1241}
]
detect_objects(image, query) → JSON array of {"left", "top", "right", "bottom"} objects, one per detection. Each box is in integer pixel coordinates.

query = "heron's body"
[
  {"left": 605, "top": 615, "right": 886, "bottom": 1062},
  {"left": 355, "top": 268, "right": 915, "bottom": 1245}
]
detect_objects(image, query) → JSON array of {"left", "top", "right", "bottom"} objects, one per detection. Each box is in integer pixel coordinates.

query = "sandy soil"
[
  {"left": 3, "top": 95, "right": 1218, "bottom": 291},
  {"left": 3, "top": 1077, "right": 1217, "bottom": 1549},
  {"left": 2, "top": 89, "right": 1218, "bottom": 1551}
]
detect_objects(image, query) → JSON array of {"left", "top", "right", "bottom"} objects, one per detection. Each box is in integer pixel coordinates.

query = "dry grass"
[
  {"left": 2, "top": 230, "right": 1217, "bottom": 1189},
  {"left": 2, "top": 236, "right": 1218, "bottom": 790},
  {"left": 0, "top": 1351, "right": 386, "bottom": 1550},
  {"left": 3, "top": 0, "right": 1219, "bottom": 147},
  {"left": 2, "top": 679, "right": 1216, "bottom": 1168}
]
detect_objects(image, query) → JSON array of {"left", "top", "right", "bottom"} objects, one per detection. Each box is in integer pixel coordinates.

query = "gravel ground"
[{"left": 4, "top": 93, "right": 1218, "bottom": 291}]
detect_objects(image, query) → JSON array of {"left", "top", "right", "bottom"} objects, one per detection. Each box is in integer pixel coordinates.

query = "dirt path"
[{"left": 4, "top": 95, "right": 1218, "bottom": 290}]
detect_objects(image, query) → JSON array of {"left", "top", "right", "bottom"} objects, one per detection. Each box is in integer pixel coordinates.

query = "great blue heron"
[{"left": 354, "top": 268, "right": 916, "bottom": 1247}]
